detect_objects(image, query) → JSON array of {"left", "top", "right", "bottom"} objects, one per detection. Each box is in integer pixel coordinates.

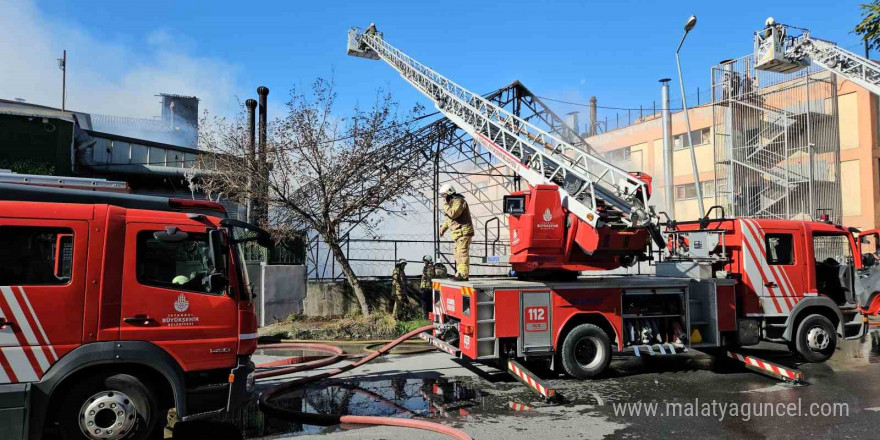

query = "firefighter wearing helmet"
[
  {"left": 391, "top": 258, "right": 408, "bottom": 319},
  {"left": 419, "top": 255, "right": 436, "bottom": 318},
  {"left": 438, "top": 184, "right": 474, "bottom": 280}
]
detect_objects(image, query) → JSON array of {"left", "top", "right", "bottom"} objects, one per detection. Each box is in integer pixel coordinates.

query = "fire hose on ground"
[{"left": 255, "top": 325, "right": 474, "bottom": 440}]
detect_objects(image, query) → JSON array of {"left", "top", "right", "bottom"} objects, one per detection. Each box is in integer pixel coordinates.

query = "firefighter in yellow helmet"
[{"left": 438, "top": 184, "right": 474, "bottom": 281}]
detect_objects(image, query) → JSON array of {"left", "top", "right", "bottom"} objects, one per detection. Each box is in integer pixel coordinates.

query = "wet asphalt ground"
[{"left": 222, "top": 331, "right": 880, "bottom": 440}]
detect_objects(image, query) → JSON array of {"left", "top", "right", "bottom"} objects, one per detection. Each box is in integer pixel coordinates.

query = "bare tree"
[{"left": 198, "top": 78, "right": 430, "bottom": 316}]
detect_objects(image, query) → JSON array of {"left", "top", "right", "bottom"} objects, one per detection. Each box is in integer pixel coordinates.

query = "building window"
[
  {"left": 702, "top": 181, "right": 715, "bottom": 197},
  {"left": 604, "top": 147, "right": 632, "bottom": 163},
  {"left": 765, "top": 234, "right": 794, "bottom": 265},
  {"left": 674, "top": 180, "right": 715, "bottom": 201},
  {"left": 673, "top": 128, "right": 710, "bottom": 150},
  {"left": 0, "top": 226, "right": 74, "bottom": 286},
  {"left": 675, "top": 183, "right": 697, "bottom": 200},
  {"left": 136, "top": 230, "right": 220, "bottom": 294}
]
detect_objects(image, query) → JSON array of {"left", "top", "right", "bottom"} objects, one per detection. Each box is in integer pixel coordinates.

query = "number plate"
[{"left": 524, "top": 306, "right": 548, "bottom": 332}]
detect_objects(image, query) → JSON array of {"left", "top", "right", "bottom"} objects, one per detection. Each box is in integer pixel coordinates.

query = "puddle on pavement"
[
  {"left": 216, "top": 330, "right": 880, "bottom": 438},
  {"left": 218, "top": 376, "right": 533, "bottom": 438}
]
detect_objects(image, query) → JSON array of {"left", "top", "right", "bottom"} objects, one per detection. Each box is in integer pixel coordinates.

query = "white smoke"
[{"left": 0, "top": 0, "right": 242, "bottom": 118}]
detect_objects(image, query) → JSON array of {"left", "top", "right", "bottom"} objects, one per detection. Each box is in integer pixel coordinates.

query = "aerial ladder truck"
[{"left": 347, "top": 25, "right": 880, "bottom": 393}]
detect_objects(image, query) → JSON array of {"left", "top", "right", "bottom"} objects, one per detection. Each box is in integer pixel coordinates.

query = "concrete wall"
[
  {"left": 303, "top": 279, "right": 420, "bottom": 318},
  {"left": 258, "top": 264, "right": 307, "bottom": 326}
]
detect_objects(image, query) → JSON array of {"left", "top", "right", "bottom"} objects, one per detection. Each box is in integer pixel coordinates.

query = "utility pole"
[{"left": 58, "top": 50, "right": 67, "bottom": 111}]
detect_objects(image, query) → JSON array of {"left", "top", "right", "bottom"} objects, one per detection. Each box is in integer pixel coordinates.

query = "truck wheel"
[
  {"left": 58, "top": 373, "right": 161, "bottom": 440},
  {"left": 793, "top": 314, "right": 837, "bottom": 363},
  {"left": 560, "top": 323, "right": 611, "bottom": 379}
]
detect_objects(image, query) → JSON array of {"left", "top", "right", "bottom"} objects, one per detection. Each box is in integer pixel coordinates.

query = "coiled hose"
[{"left": 256, "top": 325, "right": 473, "bottom": 440}]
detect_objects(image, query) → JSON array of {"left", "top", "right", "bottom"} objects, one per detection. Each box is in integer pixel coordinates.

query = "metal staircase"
[
  {"left": 347, "top": 27, "right": 651, "bottom": 229},
  {"left": 713, "top": 42, "right": 842, "bottom": 221}
]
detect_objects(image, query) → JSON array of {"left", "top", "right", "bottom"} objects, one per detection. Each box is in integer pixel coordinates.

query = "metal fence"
[
  {"left": 306, "top": 235, "right": 510, "bottom": 280},
  {"left": 242, "top": 235, "right": 306, "bottom": 265}
]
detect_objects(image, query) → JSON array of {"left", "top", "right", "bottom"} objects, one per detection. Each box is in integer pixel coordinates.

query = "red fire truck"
[
  {"left": 430, "top": 186, "right": 879, "bottom": 380},
  {"left": 0, "top": 183, "right": 267, "bottom": 440},
  {"left": 347, "top": 25, "right": 880, "bottom": 383}
]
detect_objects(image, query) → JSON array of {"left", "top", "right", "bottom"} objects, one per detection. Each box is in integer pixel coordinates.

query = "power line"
[{"left": 536, "top": 95, "right": 711, "bottom": 112}]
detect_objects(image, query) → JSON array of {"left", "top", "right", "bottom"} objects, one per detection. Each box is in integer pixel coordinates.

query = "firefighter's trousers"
[{"left": 453, "top": 235, "right": 472, "bottom": 278}]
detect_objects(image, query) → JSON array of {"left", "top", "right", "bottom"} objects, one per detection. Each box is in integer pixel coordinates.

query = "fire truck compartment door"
[{"left": 520, "top": 290, "right": 552, "bottom": 353}]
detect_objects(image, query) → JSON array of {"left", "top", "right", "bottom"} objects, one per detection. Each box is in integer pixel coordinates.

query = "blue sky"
[{"left": 5, "top": 0, "right": 870, "bottom": 130}]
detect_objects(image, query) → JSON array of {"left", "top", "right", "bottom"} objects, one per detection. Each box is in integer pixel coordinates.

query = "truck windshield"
[{"left": 813, "top": 234, "right": 853, "bottom": 265}]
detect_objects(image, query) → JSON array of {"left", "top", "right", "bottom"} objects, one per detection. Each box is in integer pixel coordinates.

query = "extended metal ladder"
[
  {"left": 756, "top": 24, "right": 880, "bottom": 96},
  {"left": 347, "top": 27, "right": 650, "bottom": 228}
]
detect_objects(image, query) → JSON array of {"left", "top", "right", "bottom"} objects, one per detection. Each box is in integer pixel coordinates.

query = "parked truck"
[
  {"left": 346, "top": 25, "right": 880, "bottom": 382},
  {"left": 0, "top": 183, "right": 268, "bottom": 440}
]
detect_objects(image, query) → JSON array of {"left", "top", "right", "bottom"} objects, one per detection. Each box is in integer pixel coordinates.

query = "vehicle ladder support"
[
  {"left": 507, "top": 359, "right": 559, "bottom": 402},
  {"left": 726, "top": 351, "right": 806, "bottom": 385},
  {"left": 419, "top": 332, "right": 461, "bottom": 357}
]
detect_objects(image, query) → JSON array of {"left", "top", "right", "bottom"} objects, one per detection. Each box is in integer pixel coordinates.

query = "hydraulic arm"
[{"left": 348, "top": 25, "right": 663, "bottom": 272}]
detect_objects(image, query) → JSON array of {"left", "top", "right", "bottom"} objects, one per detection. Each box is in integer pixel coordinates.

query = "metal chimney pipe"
[
  {"left": 169, "top": 101, "right": 176, "bottom": 130},
  {"left": 660, "top": 78, "right": 675, "bottom": 219},
  {"left": 565, "top": 111, "right": 580, "bottom": 140},
  {"left": 256, "top": 86, "right": 269, "bottom": 225},
  {"left": 246, "top": 99, "right": 257, "bottom": 160},
  {"left": 245, "top": 98, "right": 257, "bottom": 223},
  {"left": 589, "top": 97, "right": 597, "bottom": 136},
  {"left": 257, "top": 87, "right": 269, "bottom": 163}
]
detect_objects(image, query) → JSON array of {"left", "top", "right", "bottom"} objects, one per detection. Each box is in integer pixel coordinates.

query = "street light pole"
[
  {"left": 58, "top": 50, "right": 67, "bottom": 111},
  {"left": 676, "top": 14, "right": 704, "bottom": 218}
]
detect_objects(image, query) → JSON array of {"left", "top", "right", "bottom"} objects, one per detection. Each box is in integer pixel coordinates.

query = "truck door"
[
  {"left": 741, "top": 220, "right": 804, "bottom": 315},
  {"left": 0, "top": 220, "right": 88, "bottom": 383},
  {"left": 119, "top": 223, "right": 238, "bottom": 371},
  {"left": 812, "top": 232, "right": 857, "bottom": 305}
]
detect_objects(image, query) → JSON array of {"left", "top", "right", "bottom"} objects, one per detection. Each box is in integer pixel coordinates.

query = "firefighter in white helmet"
[{"left": 438, "top": 184, "right": 474, "bottom": 281}]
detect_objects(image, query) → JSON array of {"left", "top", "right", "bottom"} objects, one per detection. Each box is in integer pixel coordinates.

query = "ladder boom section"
[
  {"left": 348, "top": 27, "right": 650, "bottom": 228},
  {"left": 755, "top": 24, "right": 880, "bottom": 96},
  {"left": 796, "top": 37, "right": 880, "bottom": 96}
]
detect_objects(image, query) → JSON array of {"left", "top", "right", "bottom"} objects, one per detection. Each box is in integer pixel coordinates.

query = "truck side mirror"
[
  {"left": 208, "top": 229, "right": 228, "bottom": 273},
  {"left": 204, "top": 272, "right": 229, "bottom": 293},
  {"left": 863, "top": 253, "right": 877, "bottom": 268}
]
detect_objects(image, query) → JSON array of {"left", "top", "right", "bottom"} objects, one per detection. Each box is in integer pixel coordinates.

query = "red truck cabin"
[
  {"left": 667, "top": 217, "right": 870, "bottom": 353},
  {"left": 671, "top": 218, "right": 865, "bottom": 316},
  {"left": 0, "top": 184, "right": 261, "bottom": 440}
]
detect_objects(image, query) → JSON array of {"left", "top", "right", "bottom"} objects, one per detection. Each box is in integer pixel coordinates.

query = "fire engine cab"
[{"left": 0, "top": 183, "right": 267, "bottom": 440}]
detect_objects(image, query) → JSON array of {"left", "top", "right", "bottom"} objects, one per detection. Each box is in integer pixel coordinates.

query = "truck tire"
[
  {"left": 560, "top": 323, "right": 611, "bottom": 379},
  {"left": 58, "top": 373, "right": 161, "bottom": 440},
  {"left": 793, "top": 314, "right": 837, "bottom": 363}
]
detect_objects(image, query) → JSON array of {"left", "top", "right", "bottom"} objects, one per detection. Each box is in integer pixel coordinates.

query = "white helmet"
[
  {"left": 439, "top": 183, "right": 455, "bottom": 195},
  {"left": 765, "top": 16, "right": 775, "bottom": 26}
]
